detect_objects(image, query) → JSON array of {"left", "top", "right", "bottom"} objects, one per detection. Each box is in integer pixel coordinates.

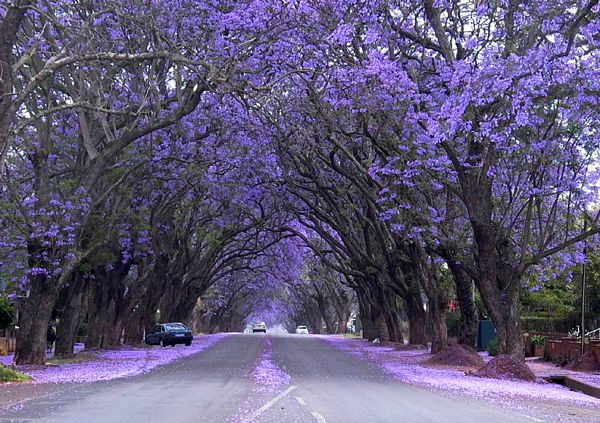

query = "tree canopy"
[{"left": 0, "top": 0, "right": 599, "bottom": 364}]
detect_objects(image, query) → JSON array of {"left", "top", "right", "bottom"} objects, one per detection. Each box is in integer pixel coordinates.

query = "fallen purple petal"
[
  {"left": 324, "top": 336, "right": 600, "bottom": 408},
  {"left": 250, "top": 338, "right": 290, "bottom": 392},
  {"left": 3, "top": 334, "right": 229, "bottom": 384}
]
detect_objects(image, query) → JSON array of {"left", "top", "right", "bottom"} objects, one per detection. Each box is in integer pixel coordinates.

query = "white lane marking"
[
  {"left": 250, "top": 385, "right": 297, "bottom": 418},
  {"left": 295, "top": 396, "right": 307, "bottom": 406},
  {"left": 311, "top": 411, "right": 327, "bottom": 423},
  {"left": 517, "top": 413, "right": 545, "bottom": 422}
]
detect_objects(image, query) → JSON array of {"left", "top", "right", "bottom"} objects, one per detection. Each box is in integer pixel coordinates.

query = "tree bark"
[
  {"left": 15, "top": 277, "right": 60, "bottom": 364},
  {"left": 406, "top": 293, "right": 427, "bottom": 346},
  {"left": 55, "top": 275, "right": 88, "bottom": 357},
  {"left": 451, "top": 265, "right": 478, "bottom": 347},
  {"left": 85, "top": 263, "right": 130, "bottom": 349},
  {"left": 0, "top": 0, "right": 33, "bottom": 169},
  {"left": 429, "top": 299, "right": 448, "bottom": 354}
]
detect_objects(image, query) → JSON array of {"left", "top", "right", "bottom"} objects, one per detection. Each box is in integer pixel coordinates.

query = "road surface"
[{"left": 0, "top": 334, "right": 592, "bottom": 422}]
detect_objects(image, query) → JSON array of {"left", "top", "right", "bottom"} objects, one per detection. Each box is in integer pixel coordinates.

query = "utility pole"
[{"left": 581, "top": 246, "right": 587, "bottom": 357}]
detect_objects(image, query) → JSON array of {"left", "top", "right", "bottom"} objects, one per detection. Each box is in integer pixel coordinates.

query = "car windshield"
[
  {"left": 164, "top": 323, "right": 186, "bottom": 331},
  {"left": 298, "top": 326, "right": 307, "bottom": 329}
]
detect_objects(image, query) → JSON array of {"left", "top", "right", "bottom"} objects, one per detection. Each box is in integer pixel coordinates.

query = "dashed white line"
[
  {"left": 295, "top": 396, "right": 307, "bottom": 406},
  {"left": 311, "top": 411, "right": 327, "bottom": 423},
  {"left": 517, "top": 413, "right": 545, "bottom": 422},
  {"left": 249, "top": 385, "right": 297, "bottom": 418}
]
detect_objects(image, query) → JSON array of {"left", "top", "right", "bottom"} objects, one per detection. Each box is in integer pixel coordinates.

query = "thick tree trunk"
[
  {"left": 335, "top": 303, "right": 350, "bottom": 334},
  {"left": 429, "top": 301, "right": 448, "bottom": 354},
  {"left": 374, "top": 309, "right": 390, "bottom": 342},
  {"left": 105, "top": 317, "right": 125, "bottom": 347},
  {"left": 486, "top": 283, "right": 523, "bottom": 359},
  {"left": 454, "top": 272, "right": 478, "bottom": 347},
  {"left": 123, "top": 311, "right": 145, "bottom": 345},
  {"left": 86, "top": 279, "right": 110, "bottom": 349},
  {"left": 441, "top": 249, "right": 478, "bottom": 347},
  {"left": 161, "top": 288, "right": 200, "bottom": 325},
  {"left": 381, "top": 292, "right": 403, "bottom": 343},
  {"left": 358, "top": 289, "right": 402, "bottom": 342},
  {"left": 358, "top": 295, "right": 377, "bottom": 340},
  {"left": 15, "top": 279, "right": 59, "bottom": 364},
  {"left": 406, "top": 294, "right": 427, "bottom": 346},
  {"left": 189, "top": 298, "right": 204, "bottom": 334},
  {"left": 475, "top": 240, "right": 524, "bottom": 359},
  {"left": 55, "top": 276, "right": 88, "bottom": 357},
  {"left": 85, "top": 262, "right": 132, "bottom": 349},
  {"left": 317, "top": 297, "right": 335, "bottom": 334}
]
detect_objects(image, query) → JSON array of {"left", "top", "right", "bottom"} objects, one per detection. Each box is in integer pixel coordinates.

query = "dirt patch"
[
  {"left": 389, "top": 343, "right": 429, "bottom": 351},
  {"left": 426, "top": 344, "right": 485, "bottom": 368},
  {"left": 472, "top": 354, "right": 537, "bottom": 381},
  {"left": 566, "top": 352, "right": 600, "bottom": 372}
]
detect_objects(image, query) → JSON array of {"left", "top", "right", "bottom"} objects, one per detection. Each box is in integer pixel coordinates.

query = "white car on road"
[
  {"left": 295, "top": 325, "right": 309, "bottom": 334},
  {"left": 252, "top": 322, "right": 267, "bottom": 333}
]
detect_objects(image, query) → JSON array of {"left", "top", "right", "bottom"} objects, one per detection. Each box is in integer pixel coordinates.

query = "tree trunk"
[
  {"left": 455, "top": 273, "right": 478, "bottom": 347},
  {"left": 475, "top": 241, "right": 524, "bottom": 359},
  {"left": 487, "top": 284, "right": 523, "bottom": 359},
  {"left": 105, "top": 317, "right": 125, "bottom": 347},
  {"left": 123, "top": 311, "right": 145, "bottom": 345},
  {"left": 429, "top": 301, "right": 448, "bottom": 354},
  {"left": 406, "top": 294, "right": 427, "bottom": 346},
  {"left": 317, "top": 296, "right": 335, "bottom": 334},
  {"left": 381, "top": 291, "right": 403, "bottom": 343},
  {"left": 161, "top": 287, "right": 200, "bottom": 325},
  {"left": 374, "top": 309, "right": 390, "bottom": 342},
  {"left": 441, "top": 249, "right": 478, "bottom": 347},
  {"left": 0, "top": 0, "right": 32, "bottom": 170},
  {"left": 55, "top": 276, "right": 88, "bottom": 357},
  {"left": 189, "top": 298, "right": 204, "bottom": 334},
  {"left": 358, "top": 295, "right": 377, "bottom": 340},
  {"left": 15, "top": 278, "right": 59, "bottom": 364},
  {"left": 335, "top": 302, "right": 350, "bottom": 334}
]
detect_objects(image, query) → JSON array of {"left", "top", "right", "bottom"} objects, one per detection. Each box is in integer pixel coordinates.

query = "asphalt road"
[{"left": 0, "top": 334, "right": 572, "bottom": 423}]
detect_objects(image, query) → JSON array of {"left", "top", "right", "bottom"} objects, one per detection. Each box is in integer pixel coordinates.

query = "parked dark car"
[{"left": 145, "top": 322, "right": 193, "bottom": 347}]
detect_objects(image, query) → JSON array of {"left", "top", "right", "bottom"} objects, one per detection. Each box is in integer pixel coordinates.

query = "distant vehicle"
[
  {"left": 295, "top": 325, "right": 309, "bottom": 335},
  {"left": 145, "top": 322, "right": 193, "bottom": 347},
  {"left": 252, "top": 322, "right": 267, "bottom": 333}
]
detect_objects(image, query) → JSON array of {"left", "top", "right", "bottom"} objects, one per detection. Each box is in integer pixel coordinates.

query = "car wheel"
[
  {"left": 160, "top": 338, "right": 168, "bottom": 347},
  {"left": 185, "top": 341, "right": 191, "bottom": 346}
]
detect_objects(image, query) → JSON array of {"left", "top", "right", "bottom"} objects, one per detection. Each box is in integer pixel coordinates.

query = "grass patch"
[
  {"left": 47, "top": 352, "right": 97, "bottom": 365},
  {"left": 0, "top": 365, "right": 32, "bottom": 383},
  {"left": 343, "top": 333, "right": 362, "bottom": 339}
]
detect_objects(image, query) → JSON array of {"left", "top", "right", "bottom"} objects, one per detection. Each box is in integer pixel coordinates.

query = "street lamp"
[{"left": 581, "top": 246, "right": 587, "bottom": 357}]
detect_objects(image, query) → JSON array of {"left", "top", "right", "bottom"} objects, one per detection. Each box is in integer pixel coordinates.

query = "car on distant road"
[
  {"left": 145, "top": 322, "right": 193, "bottom": 347},
  {"left": 252, "top": 322, "right": 267, "bottom": 333},
  {"left": 295, "top": 325, "right": 309, "bottom": 334}
]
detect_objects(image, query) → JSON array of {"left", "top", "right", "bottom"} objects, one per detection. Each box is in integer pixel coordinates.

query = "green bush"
[
  {"left": 520, "top": 316, "right": 578, "bottom": 333},
  {"left": 0, "top": 365, "right": 32, "bottom": 383},
  {"left": 487, "top": 337, "right": 500, "bottom": 356},
  {"left": 531, "top": 334, "right": 546, "bottom": 346},
  {"left": 0, "top": 297, "right": 14, "bottom": 330}
]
